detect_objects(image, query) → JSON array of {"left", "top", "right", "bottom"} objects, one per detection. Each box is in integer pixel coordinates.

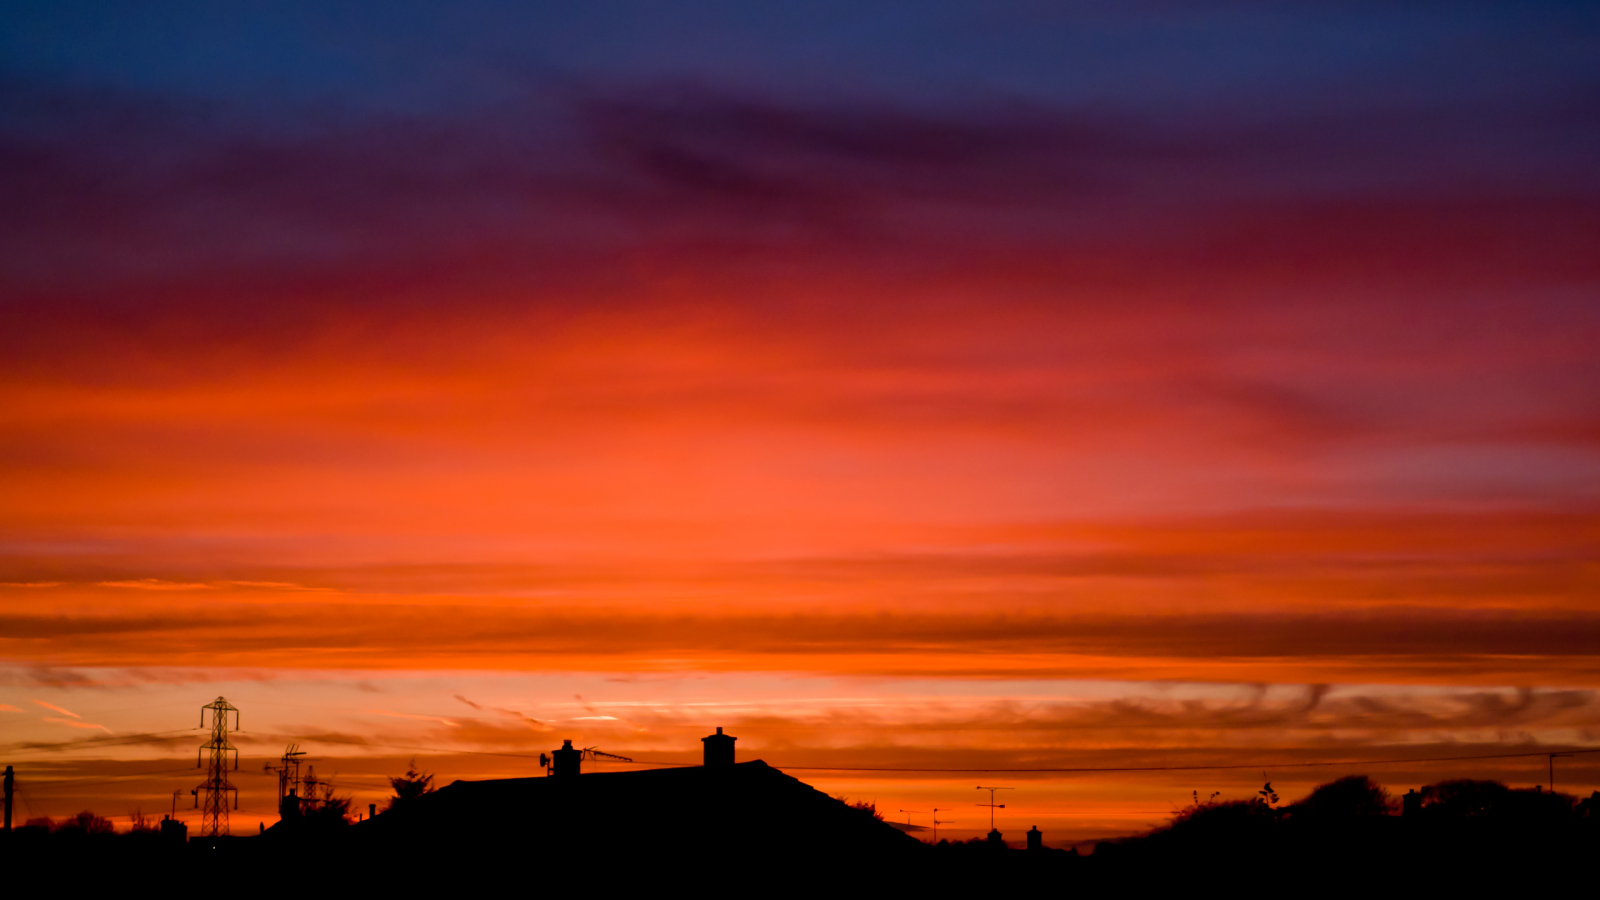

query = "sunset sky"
[{"left": 4, "top": 1, "right": 1600, "bottom": 844}]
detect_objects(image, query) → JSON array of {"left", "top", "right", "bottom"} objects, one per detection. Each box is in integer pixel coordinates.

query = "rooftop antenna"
[
  {"left": 543, "top": 744, "right": 634, "bottom": 777},
  {"left": 976, "top": 786, "right": 1012, "bottom": 832},
  {"left": 196, "top": 696, "right": 240, "bottom": 838},
  {"left": 264, "top": 744, "right": 308, "bottom": 810},
  {"left": 898, "top": 809, "right": 930, "bottom": 826},
  {"left": 931, "top": 808, "right": 953, "bottom": 843}
]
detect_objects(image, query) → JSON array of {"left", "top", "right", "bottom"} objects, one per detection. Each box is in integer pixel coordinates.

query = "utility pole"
[
  {"left": 1550, "top": 753, "right": 1574, "bottom": 793},
  {"left": 931, "top": 808, "right": 952, "bottom": 843},
  {"left": 195, "top": 697, "right": 239, "bottom": 838},
  {"left": 3, "top": 765, "right": 12, "bottom": 832},
  {"left": 975, "top": 786, "right": 1012, "bottom": 832}
]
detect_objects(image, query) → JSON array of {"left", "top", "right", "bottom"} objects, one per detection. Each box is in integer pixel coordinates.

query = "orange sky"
[
  {"left": 5, "top": 264, "right": 1599, "bottom": 841},
  {"left": 5, "top": 2, "right": 1600, "bottom": 844}
]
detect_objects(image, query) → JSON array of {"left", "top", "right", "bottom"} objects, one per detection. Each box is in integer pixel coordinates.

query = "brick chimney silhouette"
[
  {"left": 702, "top": 727, "right": 736, "bottom": 767},
  {"left": 552, "top": 739, "right": 582, "bottom": 778}
]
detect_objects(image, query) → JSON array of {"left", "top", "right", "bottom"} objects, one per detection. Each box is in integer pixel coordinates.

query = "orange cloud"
[
  {"left": 33, "top": 699, "right": 80, "bottom": 718},
  {"left": 42, "top": 717, "right": 111, "bottom": 732},
  {"left": 96, "top": 580, "right": 211, "bottom": 591},
  {"left": 364, "top": 710, "right": 459, "bottom": 728}
]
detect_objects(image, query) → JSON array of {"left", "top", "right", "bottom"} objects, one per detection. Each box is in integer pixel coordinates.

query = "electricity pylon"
[{"left": 195, "top": 697, "right": 239, "bottom": 837}]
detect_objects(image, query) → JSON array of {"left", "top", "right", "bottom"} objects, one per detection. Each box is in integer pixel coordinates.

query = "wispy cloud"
[
  {"left": 33, "top": 699, "right": 80, "bottom": 718},
  {"left": 42, "top": 717, "right": 111, "bottom": 732},
  {"left": 364, "top": 709, "right": 458, "bottom": 727},
  {"left": 96, "top": 579, "right": 211, "bottom": 591}
]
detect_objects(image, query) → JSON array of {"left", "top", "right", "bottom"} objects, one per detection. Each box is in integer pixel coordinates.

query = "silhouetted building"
[
  {"left": 552, "top": 739, "right": 582, "bottom": 778},
  {"left": 356, "top": 758, "right": 921, "bottom": 866},
  {"left": 1402, "top": 788, "right": 1421, "bottom": 817},
  {"left": 1027, "top": 825, "right": 1042, "bottom": 850},
  {"left": 988, "top": 828, "right": 1006, "bottom": 847},
  {"left": 160, "top": 815, "right": 187, "bottom": 844},
  {"left": 703, "top": 727, "right": 737, "bottom": 767}
]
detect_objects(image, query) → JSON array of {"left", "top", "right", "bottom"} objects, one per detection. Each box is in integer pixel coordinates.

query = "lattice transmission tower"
[{"left": 195, "top": 696, "right": 239, "bottom": 837}]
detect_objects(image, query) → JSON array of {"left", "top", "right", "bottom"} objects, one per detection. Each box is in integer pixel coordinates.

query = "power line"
[
  {"left": 761, "top": 746, "right": 1600, "bottom": 773},
  {"left": 256, "top": 732, "right": 1600, "bottom": 775},
  {"left": 15, "top": 729, "right": 1595, "bottom": 782}
]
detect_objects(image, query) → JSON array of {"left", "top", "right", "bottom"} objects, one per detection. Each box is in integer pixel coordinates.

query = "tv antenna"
[
  {"left": 540, "top": 746, "right": 634, "bottom": 774},
  {"left": 976, "top": 786, "right": 1012, "bottom": 831},
  {"left": 264, "top": 744, "right": 310, "bottom": 811},
  {"left": 931, "top": 807, "right": 954, "bottom": 842},
  {"left": 898, "top": 809, "right": 929, "bottom": 826}
]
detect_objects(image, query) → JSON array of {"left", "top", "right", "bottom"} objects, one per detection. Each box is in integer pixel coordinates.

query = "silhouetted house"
[
  {"left": 1026, "top": 825, "right": 1042, "bottom": 850},
  {"left": 1402, "top": 788, "right": 1421, "bottom": 817},
  {"left": 354, "top": 728, "right": 921, "bottom": 867},
  {"left": 987, "top": 828, "right": 1006, "bottom": 847},
  {"left": 160, "top": 815, "right": 187, "bottom": 844}
]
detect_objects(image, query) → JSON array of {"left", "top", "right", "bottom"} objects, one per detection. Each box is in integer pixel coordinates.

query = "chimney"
[
  {"left": 702, "top": 727, "right": 737, "bottom": 767},
  {"left": 369, "top": 803, "right": 377, "bottom": 819},
  {"left": 552, "top": 739, "right": 583, "bottom": 778}
]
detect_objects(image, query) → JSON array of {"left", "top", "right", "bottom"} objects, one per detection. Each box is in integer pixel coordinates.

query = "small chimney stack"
[
  {"left": 553, "top": 739, "right": 583, "bottom": 778},
  {"left": 702, "top": 727, "right": 737, "bottom": 767}
]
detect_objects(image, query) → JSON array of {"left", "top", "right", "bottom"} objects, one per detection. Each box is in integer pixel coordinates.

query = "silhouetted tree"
[
  {"left": 384, "top": 759, "right": 435, "bottom": 812},
  {"left": 834, "top": 796, "right": 885, "bottom": 821},
  {"left": 54, "top": 811, "right": 115, "bottom": 836},
  {"left": 128, "top": 808, "right": 157, "bottom": 833},
  {"left": 1293, "top": 775, "right": 1393, "bottom": 819},
  {"left": 304, "top": 784, "right": 355, "bottom": 827},
  {"left": 1420, "top": 779, "right": 1511, "bottom": 819}
]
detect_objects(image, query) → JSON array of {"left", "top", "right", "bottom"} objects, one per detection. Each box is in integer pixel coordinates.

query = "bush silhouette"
[
  {"left": 384, "top": 759, "right": 435, "bottom": 812},
  {"left": 1292, "top": 775, "right": 1393, "bottom": 820},
  {"left": 54, "top": 811, "right": 115, "bottom": 836}
]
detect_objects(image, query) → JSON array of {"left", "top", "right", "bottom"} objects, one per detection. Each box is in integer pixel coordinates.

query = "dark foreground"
[{"left": 7, "top": 776, "right": 1597, "bottom": 895}]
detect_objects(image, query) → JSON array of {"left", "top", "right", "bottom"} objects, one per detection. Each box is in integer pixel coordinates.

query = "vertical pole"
[
  {"left": 1550, "top": 754, "right": 1555, "bottom": 793},
  {"left": 3, "top": 765, "right": 13, "bottom": 831}
]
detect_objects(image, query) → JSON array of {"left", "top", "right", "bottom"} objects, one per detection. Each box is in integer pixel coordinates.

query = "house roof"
[{"left": 359, "top": 760, "right": 921, "bottom": 857}]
